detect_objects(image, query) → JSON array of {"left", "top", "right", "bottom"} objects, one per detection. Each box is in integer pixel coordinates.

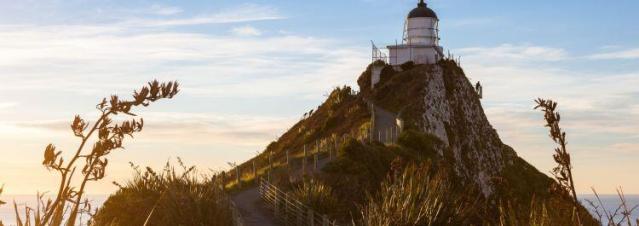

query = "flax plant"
[
  {"left": 534, "top": 98, "right": 582, "bottom": 224},
  {"left": 15, "top": 80, "right": 179, "bottom": 226},
  {"left": 292, "top": 179, "right": 340, "bottom": 217},
  {"left": 359, "top": 163, "right": 471, "bottom": 226},
  {"left": 0, "top": 185, "right": 4, "bottom": 226}
]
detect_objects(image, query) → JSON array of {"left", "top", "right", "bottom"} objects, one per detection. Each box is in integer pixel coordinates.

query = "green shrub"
[
  {"left": 291, "top": 179, "right": 340, "bottom": 217},
  {"left": 400, "top": 61, "right": 415, "bottom": 71},
  {"left": 397, "top": 130, "right": 443, "bottom": 161},
  {"left": 358, "top": 163, "right": 472, "bottom": 226},
  {"left": 372, "top": 59, "right": 386, "bottom": 67}
]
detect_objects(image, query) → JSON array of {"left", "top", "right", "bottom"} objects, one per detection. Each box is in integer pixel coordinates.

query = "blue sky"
[{"left": 0, "top": 0, "right": 637, "bottom": 195}]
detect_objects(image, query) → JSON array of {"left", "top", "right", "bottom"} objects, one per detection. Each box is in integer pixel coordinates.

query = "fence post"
[
  {"left": 221, "top": 172, "right": 226, "bottom": 191},
  {"left": 314, "top": 152, "right": 318, "bottom": 170},
  {"left": 303, "top": 145, "right": 307, "bottom": 174},
  {"left": 284, "top": 192, "right": 289, "bottom": 223},
  {"left": 322, "top": 215, "right": 329, "bottom": 226},
  {"left": 286, "top": 149, "right": 290, "bottom": 167},
  {"left": 268, "top": 151, "right": 273, "bottom": 182},
  {"left": 308, "top": 209, "right": 315, "bottom": 226},
  {"left": 236, "top": 166, "right": 241, "bottom": 188},
  {"left": 391, "top": 126, "right": 395, "bottom": 143},
  {"left": 330, "top": 138, "right": 335, "bottom": 160},
  {"left": 387, "top": 127, "right": 390, "bottom": 144},
  {"left": 253, "top": 160, "right": 256, "bottom": 179},
  {"left": 274, "top": 188, "right": 279, "bottom": 216}
]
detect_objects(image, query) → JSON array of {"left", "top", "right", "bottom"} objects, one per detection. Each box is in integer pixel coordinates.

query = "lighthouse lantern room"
[{"left": 374, "top": 0, "right": 443, "bottom": 66}]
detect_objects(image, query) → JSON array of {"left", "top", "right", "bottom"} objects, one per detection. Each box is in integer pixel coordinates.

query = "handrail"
[{"left": 258, "top": 178, "right": 339, "bottom": 226}]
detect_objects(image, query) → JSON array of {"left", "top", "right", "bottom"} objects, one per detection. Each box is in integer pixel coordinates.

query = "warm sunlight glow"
[{"left": 1, "top": 1, "right": 637, "bottom": 225}]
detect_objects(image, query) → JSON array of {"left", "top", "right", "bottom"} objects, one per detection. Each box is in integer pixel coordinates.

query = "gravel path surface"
[{"left": 232, "top": 187, "right": 279, "bottom": 226}]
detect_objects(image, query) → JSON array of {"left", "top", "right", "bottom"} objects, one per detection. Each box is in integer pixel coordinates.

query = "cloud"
[
  {"left": 149, "top": 5, "right": 183, "bottom": 16},
  {"left": 0, "top": 21, "right": 368, "bottom": 99},
  {"left": 231, "top": 26, "right": 262, "bottom": 36},
  {"left": 607, "top": 143, "right": 639, "bottom": 154},
  {"left": 457, "top": 43, "right": 639, "bottom": 193},
  {"left": 448, "top": 17, "right": 496, "bottom": 28},
  {"left": 0, "top": 15, "right": 368, "bottom": 147},
  {"left": 8, "top": 112, "right": 295, "bottom": 147},
  {"left": 457, "top": 44, "right": 568, "bottom": 63},
  {"left": 122, "top": 4, "right": 283, "bottom": 27},
  {"left": 588, "top": 48, "right": 639, "bottom": 60},
  {"left": 0, "top": 102, "right": 18, "bottom": 109}
]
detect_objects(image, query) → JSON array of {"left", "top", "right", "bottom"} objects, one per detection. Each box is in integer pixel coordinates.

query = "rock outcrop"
[{"left": 366, "top": 60, "right": 514, "bottom": 197}]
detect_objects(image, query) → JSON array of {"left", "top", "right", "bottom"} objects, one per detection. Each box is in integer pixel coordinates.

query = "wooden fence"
[
  {"left": 259, "top": 178, "right": 339, "bottom": 226},
  {"left": 225, "top": 124, "right": 402, "bottom": 188}
]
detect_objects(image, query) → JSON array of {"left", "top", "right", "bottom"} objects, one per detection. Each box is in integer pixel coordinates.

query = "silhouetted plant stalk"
[
  {"left": 16, "top": 80, "right": 179, "bottom": 226},
  {"left": 587, "top": 187, "right": 639, "bottom": 226},
  {"left": 0, "top": 185, "right": 5, "bottom": 226},
  {"left": 534, "top": 98, "right": 581, "bottom": 225}
]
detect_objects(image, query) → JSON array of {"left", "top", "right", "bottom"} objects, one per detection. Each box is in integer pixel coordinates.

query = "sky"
[{"left": 0, "top": 0, "right": 637, "bottom": 195}]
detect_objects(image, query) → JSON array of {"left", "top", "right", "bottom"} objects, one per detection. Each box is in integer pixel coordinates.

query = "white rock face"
[{"left": 418, "top": 65, "right": 506, "bottom": 197}]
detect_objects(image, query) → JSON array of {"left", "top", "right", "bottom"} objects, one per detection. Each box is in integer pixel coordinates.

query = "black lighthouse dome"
[{"left": 407, "top": 0, "right": 438, "bottom": 19}]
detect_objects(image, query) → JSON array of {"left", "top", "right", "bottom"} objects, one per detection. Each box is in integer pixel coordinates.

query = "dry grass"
[
  {"left": 91, "top": 160, "right": 235, "bottom": 226},
  {"left": 291, "top": 179, "right": 341, "bottom": 218},
  {"left": 358, "top": 163, "right": 473, "bottom": 226}
]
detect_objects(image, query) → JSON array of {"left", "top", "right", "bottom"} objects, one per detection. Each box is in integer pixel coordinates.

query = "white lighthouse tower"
[{"left": 385, "top": 0, "right": 443, "bottom": 66}]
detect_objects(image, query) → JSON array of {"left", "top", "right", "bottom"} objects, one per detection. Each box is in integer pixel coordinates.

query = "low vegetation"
[
  {"left": 91, "top": 160, "right": 235, "bottom": 226},
  {"left": 359, "top": 163, "right": 473, "bottom": 226},
  {"left": 9, "top": 80, "right": 179, "bottom": 226},
  {"left": 249, "top": 61, "right": 638, "bottom": 226},
  {"left": 290, "top": 179, "right": 340, "bottom": 218},
  {"left": 2, "top": 61, "right": 638, "bottom": 226}
]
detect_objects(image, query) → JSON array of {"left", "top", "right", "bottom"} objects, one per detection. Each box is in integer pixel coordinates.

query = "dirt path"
[{"left": 231, "top": 187, "right": 279, "bottom": 226}]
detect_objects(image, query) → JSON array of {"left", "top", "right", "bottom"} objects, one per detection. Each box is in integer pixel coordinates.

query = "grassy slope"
[{"left": 231, "top": 60, "right": 597, "bottom": 225}]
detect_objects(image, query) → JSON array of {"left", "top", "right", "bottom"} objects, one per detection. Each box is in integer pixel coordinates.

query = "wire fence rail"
[
  {"left": 224, "top": 122, "right": 402, "bottom": 189},
  {"left": 259, "top": 178, "right": 339, "bottom": 226}
]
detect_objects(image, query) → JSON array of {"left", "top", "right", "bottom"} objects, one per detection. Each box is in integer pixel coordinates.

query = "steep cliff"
[
  {"left": 367, "top": 61, "right": 508, "bottom": 197},
  {"left": 239, "top": 59, "right": 594, "bottom": 224},
  {"left": 356, "top": 59, "right": 594, "bottom": 224}
]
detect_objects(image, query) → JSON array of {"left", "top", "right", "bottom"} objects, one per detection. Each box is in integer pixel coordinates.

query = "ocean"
[
  {"left": 1, "top": 194, "right": 637, "bottom": 225},
  {"left": 579, "top": 194, "right": 639, "bottom": 224},
  {"left": 0, "top": 195, "right": 107, "bottom": 226}
]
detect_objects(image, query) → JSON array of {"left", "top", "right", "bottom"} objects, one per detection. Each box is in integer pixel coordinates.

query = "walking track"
[{"left": 231, "top": 187, "right": 279, "bottom": 226}]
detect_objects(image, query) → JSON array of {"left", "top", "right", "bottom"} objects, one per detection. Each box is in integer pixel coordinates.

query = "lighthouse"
[{"left": 374, "top": 0, "right": 443, "bottom": 66}]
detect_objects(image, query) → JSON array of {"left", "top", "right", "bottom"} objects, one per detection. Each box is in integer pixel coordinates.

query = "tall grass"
[
  {"left": 358, "top": 163, "right": 473, "bottom": 226},
  {"left": 498, "top": 199, "right": 551, "bottom": 226},
  {"left": 291, "top": 179, "right": 341, "bottom": 218},
  {"left": 91, "top": 160, "right": 236, "bottom": 226}
]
